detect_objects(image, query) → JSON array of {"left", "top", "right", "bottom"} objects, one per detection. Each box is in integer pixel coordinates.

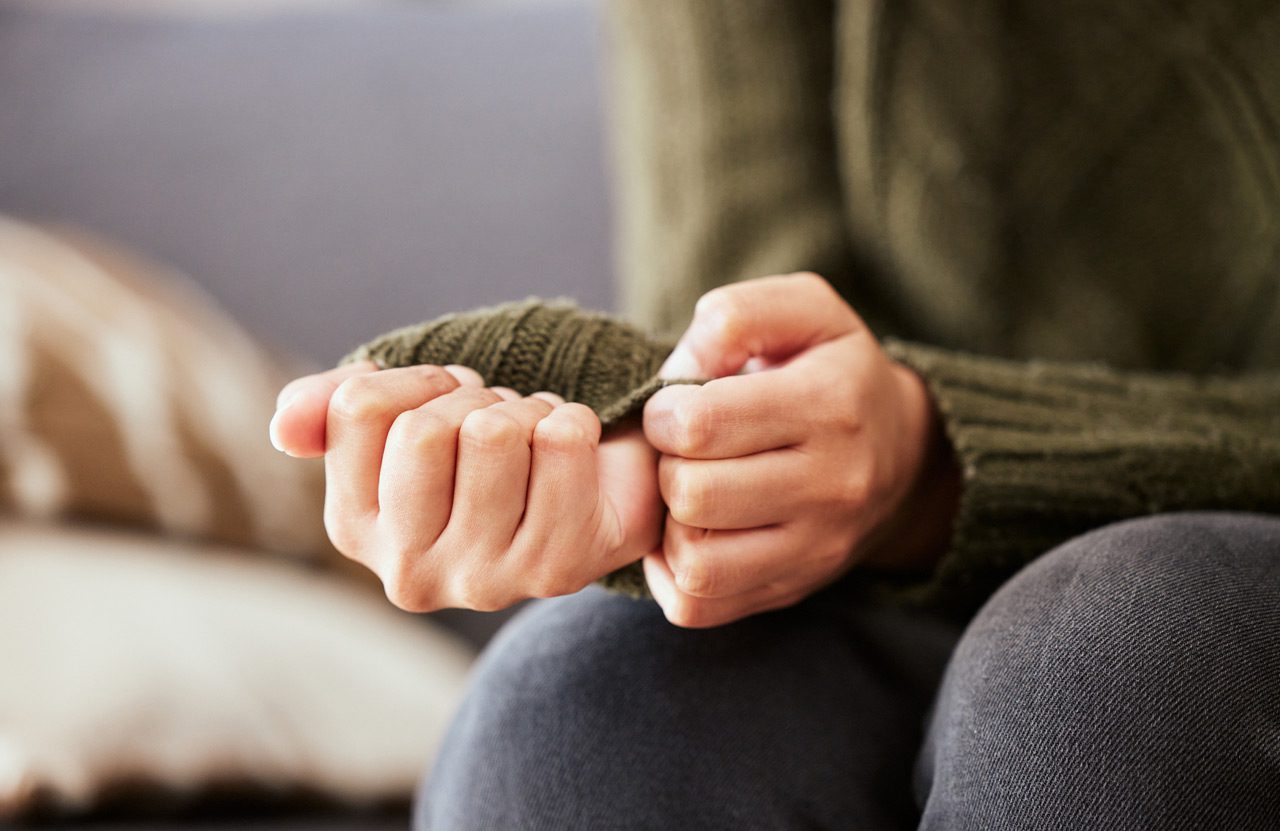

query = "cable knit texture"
[
  {"left": 606, "top": 0, "right": 1280, "bottom": 617},
  {"left": 882, "top": 341, "right": 1280, "bottom": 614},
  {"left": 342, "top": 299, "right": 689, "bottom": 596},
  {"left": 342, "top": 1, "right": 1280, "bottom": 619}
]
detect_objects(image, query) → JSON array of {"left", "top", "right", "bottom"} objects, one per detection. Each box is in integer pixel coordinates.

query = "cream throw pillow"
[
  {"left": 0, "top": 519, "right": 474, "bottom": 819},
  {"left": 0, "top": 216, "right": 477, "bottom": 818}
]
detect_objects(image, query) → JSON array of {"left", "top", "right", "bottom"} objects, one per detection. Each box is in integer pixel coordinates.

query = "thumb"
[
  {"left": 597, "top": 426, "right": 664, "bottom": 564},
  {"left": 658, "top": 273, "right": 863, "bottom": 380}
]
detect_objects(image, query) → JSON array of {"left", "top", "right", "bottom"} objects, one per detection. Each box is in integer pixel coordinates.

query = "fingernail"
[
  {"left": 490, "top": 386, "right": 520, "bottom": 401},
  {"left": 268, "top": 390, "right": 302, "bottom": 451},
  {"left": 444, "top": 364, "right": 485, "bottom": 387},
  {"left": 530, "top": 391, "right": 565, "bottom": 405},
  {"left": 275, "top": 387, "right": 300, "bottom": 410},
  {"left": 658, "top": 343, "right": 702, "bottom": 379},
  {"left": 645, "top": 382, "right": 695, "bottom": 423},
  {"left": 268, "top": 409, "right": 288, "bottom": 453}
]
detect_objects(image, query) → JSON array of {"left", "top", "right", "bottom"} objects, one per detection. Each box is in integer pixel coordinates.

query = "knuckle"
[
  {"left": 380, "top": 562, "right": 430, "bottom": 613},
  {"left": 695, "top": 287, "right": 749, "bottom": 342},
  {"left": 667, "top": 466, "right": 712, "bottom": 526},
  {"left": 673, "top": 559, "right": 720, "bottom": 598},
  {"left": 793, "top": 272, "right": 861, "bottom": 328},
  {"left": 460, "top": 408, "right": 522, "bottom": 450},
  {"left": 793, "top": 272, "right": 844, "bottom": 310},
  {"left": 389, "top": 410, "right": 451, "bottom": 452},
  {"left": 836, "top": 468, "right": 872, "bottom": 510},
  {"left": 533, "top": 413, "right": 593, "bottom": 452},
  {"left": 562, "top": 402, "right": 602, "bottom": 432},
  {"left": 664, "top": 595, "right": 710, "bottom": 629},
  {"left": 669, "top": 395, "right": 714, "bottom": 455},
  {"left": 329, "top": 375, "right": 388, "bottom": 424},
  {"left": 811, "top": 398, "right": 849, "bottom": 435},
  {"left": 448, "top": 579, "right": 505, "bottom": 613}
]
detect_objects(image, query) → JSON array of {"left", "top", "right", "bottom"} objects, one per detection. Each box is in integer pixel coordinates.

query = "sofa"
[{"left": 0, "top": 0, "right": 612, "bottom": 825}]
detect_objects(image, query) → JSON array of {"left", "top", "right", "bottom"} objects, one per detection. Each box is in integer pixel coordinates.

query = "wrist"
[{"left": 860, "top": 362, "right": 961, "bottom": 573}]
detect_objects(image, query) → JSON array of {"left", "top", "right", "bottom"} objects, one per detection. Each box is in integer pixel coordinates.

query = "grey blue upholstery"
[{"left": 0, "top": 0, "right": 608, "bottom": 825}]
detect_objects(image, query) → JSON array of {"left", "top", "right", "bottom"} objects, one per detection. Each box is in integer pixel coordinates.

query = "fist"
[{"left": 270, "top": 363, "right": 662, "bottom": 612}]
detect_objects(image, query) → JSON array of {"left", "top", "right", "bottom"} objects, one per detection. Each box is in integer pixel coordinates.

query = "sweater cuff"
[{"left": 880, "top": 338, "right": 1280, "bottom": 617}]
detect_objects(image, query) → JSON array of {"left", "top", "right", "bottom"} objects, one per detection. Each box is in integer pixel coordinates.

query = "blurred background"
[{"left": 0, "top": 0, "right": 612, "bottom": 825}]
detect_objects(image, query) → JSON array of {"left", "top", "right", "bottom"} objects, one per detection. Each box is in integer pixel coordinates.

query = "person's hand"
[
  {"left": 269, "top": 363, "right": 662, "bottom": 612},
  {"left": 641, "top": 273, "right": 960, "bottom": 627}
]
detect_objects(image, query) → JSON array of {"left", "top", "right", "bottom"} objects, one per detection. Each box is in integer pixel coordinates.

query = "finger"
[
  {"left": 529, "top": 391, "right": 565, "bottom": 406},
  {"left": 443, "top": 364, "right": 486, "bottom": 387},
  {"left": 643, "top": 551, "right": 804, "bottom": 628},
  {"left": 270, "top": 361, "right": 378, "bottom": 457},
  {"left": 595, "top": 423, "right": 663, "bottom": 566},
  {"left": 445, "top": 396, "right": 556, "bottom": 548},
  {"left": 516, "top": 403, "right": 605, "bottom": 590},
  {"left": 658, "top": 448, "right": 815, "bottom": 529},
  {"left": 643, "top": 371, "right": 812, "bottom": 458},
  {"left": 325, "top": 365, "right": 466, "bottom": 516},
  {"left": 647, "top": 334, "right": 877, "bottom": 459},
  {"left": 659, "top": 518, "right": 804, "bottom": 598},
  {"left": 271, "top": 361, "right": 479, "bottom": 458},
  {"left": 658, "top": 273, "right": 863, "bottom": 379},
  {"left": 375, "top": 386, "right": 506, "bottom": 547},
  {"left": 490, "top": 386, "right": 521, "bottom": 401}
]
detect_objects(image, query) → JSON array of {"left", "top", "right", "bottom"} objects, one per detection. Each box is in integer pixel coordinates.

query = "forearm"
[{"left": 884, "top": 339, "right": 1280, "bottom": 617}]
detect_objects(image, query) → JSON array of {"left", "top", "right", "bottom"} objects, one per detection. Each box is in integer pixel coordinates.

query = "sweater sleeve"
[
  {"left": 882, "top": 339, "right": 1280, "bottom": 617},
  {"left": 606, "top": 0, "right": 857, "bottom": 339}
]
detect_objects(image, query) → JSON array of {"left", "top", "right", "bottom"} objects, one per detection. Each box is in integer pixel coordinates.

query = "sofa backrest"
[{"left": 0, "top": 0, "right": 614, "bottom": 365}]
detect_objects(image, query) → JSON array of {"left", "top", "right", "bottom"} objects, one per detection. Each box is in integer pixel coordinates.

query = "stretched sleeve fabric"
[
  {"left": 342, "top": 299, "right": 692, "bottom": 597},
  {"left": 339, "top": 299, "right": 1280, "bottom": 618},
  {"left": 884, "top": 340, "right": 1280, "bottom": 616}
]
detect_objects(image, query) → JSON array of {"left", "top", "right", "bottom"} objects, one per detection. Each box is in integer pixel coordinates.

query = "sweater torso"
[{"left": 831, "top": 0, "right": 1280, "bottom": 373}]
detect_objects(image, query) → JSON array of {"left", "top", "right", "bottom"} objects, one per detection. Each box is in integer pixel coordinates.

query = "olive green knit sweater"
[
  {"left": 343, "top": 299, "right": 690, "bottom": 596},
  {"left": 605, "top": 0, "right": 1280, "bottom": 616},
  {"left": 347, "top": 0, "right": 1280, "bottom": 619}
]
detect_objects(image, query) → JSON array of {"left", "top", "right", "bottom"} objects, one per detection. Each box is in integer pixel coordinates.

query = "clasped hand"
[{"left": 270, "top": 273, "right": 955, "bottom": 626}]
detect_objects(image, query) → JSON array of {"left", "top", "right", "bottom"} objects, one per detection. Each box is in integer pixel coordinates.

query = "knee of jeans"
[
  {"left": 428, "top": 588, "right": 679, "bottom": 779},
  {"left": 925, "top": 512, "right": 1280, "bottom": 774},
  {"left": 971, "top": 512, "right": 1279, "bottom": 643},
  {"left": 417, "top": 589, "right": 668, "bottom": 829},
  {"left": 459, "top": 587, "right": 664, "bottom": 731}
]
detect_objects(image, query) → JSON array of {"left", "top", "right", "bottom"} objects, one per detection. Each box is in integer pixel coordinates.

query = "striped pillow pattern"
[{"left": 0, "top": 215, "right": 332, "bottom": 563}]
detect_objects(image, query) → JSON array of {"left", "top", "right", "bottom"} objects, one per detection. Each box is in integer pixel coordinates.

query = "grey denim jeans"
[{"left": 417, "top": 513, "right": 1280, "bottom": 830}]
